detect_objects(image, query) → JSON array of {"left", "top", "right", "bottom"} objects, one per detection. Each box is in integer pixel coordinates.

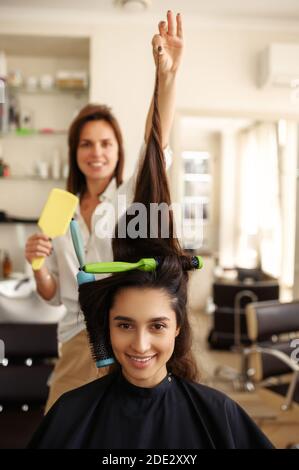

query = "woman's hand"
[
  {"left": 152, "top": 10, "right": 183, "bottom": 75},
  {"left": 25, "top": 233, "right": 53, "bottom": 266}
]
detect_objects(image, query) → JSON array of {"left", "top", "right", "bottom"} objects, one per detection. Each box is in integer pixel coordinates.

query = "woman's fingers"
[
  {"left": 26, "top": 239, "right": 52, "bottom": 252},
  {"left": 26, "top": 248, "right": 50, "bottom": 259},
  {"left": 158, "top": 20, "right": 167, "bottom": 37},
  {"left": 26, "top": 244, "right": 52, "bottom": 255},
  {"left": 25, "top": 233, "right": 53, "bottom": 262},
  {"left": 31, "top": 233, "right": 51, "bottom": 241},
  {"left": 29, "top": 242, "right": 52, "bottom": 254},
  {"left": 25, "top": 248, "right": 51, "bottom": 263},
  {"left": 176, "top": 13, "right": 183, "bottom": 39},
  {"left": 27, "top": 237, "right": 51, "bottom": 247},
  {"left": 27, "top": 233, "right": 51, "bottom": 244},
  {"left": 153, "top": 10, "right": 183, "bottom": 69},
  {"left": 157, "top": 11, "right": 182, "bottom": 40},
  {"left": 167, "top": 10, "right": 175, "bottom": 36}
]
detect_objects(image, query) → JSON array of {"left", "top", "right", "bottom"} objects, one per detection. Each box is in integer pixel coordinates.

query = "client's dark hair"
[{"left": 79, "top": 55, "right": 200, "bottom": 382}]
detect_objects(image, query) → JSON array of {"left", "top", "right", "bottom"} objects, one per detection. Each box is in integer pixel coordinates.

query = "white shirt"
[{"left": 43, "top": 143, "right": 172, "bottom": 343}]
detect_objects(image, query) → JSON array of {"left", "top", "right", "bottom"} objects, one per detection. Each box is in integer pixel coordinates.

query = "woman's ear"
[{"left": 175, "top": 327, "right": 180, "bottom": 338}]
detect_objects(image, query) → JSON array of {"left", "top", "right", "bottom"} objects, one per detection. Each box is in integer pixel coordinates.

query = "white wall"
[
  {"left": 89, "top": 23, "right": 154, "bottom": 179},
  {"left": 178, "top": 28, "right": 299, "bottom": 116},
  {"left": 218, "top": 131, "right": 238, "bottom": 267}
]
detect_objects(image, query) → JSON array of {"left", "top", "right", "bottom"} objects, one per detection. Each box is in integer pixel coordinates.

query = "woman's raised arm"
[{"left": 144, "top": 10, "right": 184, "bottom": 149}]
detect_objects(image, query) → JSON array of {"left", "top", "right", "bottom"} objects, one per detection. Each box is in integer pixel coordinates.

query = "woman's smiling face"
[
  {"left": 109, "top": 287, "right": 180, "bottom": 388},
  {"left": 76, "top": 119, "right": 119, "bottom": 183}
]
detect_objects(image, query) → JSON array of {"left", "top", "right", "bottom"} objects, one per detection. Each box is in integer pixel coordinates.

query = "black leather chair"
[
  {"left": 243, "top": 300, "right": 299, "bottom": 410},
  {"left": 208, "top": 270, "right": 279, "bottom": 350},
  {"left": 0, "top": 323, "right": 57, "bottom": 448}
]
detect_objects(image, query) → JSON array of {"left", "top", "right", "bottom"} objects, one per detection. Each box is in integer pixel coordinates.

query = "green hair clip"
[{"left": 82, "top": 256, "right": 203, "bottom": 274}]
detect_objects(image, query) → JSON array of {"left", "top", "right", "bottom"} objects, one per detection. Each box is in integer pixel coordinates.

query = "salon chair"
[
  {"left": 243, "top": 300, "right": 299, "bottom": 411},
  {"left": 208, "top": 269, "right": 279, "bottom": 390},
  {"left": 0, "top": 323, "right": 57, "bottom": 448},
  {"left": 208, "top": 269, "right": 279, "bottom": 350}
]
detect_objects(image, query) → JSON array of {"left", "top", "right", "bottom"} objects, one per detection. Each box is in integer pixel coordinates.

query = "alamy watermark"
[
  {"left": 290, "top": 338, "right": 299, "bottom": 363},
  {"left": 94, "top": 196, "right": 204, "bottom": 248}
]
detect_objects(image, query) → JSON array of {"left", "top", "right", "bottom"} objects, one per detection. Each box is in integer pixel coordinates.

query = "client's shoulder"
[
  {"left": 47, "top": 372, "right": 117, "bottom": 414},
  {"left": 174, "top": 374, "right": 236, "bottom": 409}
]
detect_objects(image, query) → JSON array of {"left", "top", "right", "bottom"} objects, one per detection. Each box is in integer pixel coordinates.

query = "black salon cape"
[{"left": 28, "top": 371, "right": 274, "bottom": 449}]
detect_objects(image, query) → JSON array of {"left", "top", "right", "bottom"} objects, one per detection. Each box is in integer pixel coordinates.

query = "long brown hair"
[
  {"left": 79, "top": 56, "right": 200, "bottom": 383},
  {"left": 67, "top": 104, "right": 125, "bottom": 195}
]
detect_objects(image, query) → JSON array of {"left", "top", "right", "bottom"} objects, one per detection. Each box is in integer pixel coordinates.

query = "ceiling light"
[{"left": 115, "top": 0, "right": 151, "bottom": 13}]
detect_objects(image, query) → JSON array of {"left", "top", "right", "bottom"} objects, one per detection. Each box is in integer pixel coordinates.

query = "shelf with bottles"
[
  {"left": 182, "top": 151, "right": 211, "bottom": 190},
  {"left": 0, "top": 128, "right": 68, "bottom": 138},
  {"left": 181, "top": 217, "right": 210, "bottom": 250},
  {"left": 182, "top": 204, "right": 209, "bottom": 245},
  {"left": 0, "top": 94, "right": 70, "bottom": 137},
  {"left": 182, "top": 150, "right": 210, "bottom": 171},
  {"left": 183, "top": 201, "right": 209, "bottom": 221},
  {"left": 7, "top": 69, "right": 89, "bottom": 97},
  {"left": 181, "top": 225, "right": 206, "bottom": 250},
  {"left": 0, "top": 175, "right": 66, "bottom": 182},
  {"left": 180, "top": 149, "right": 212, "bottom": 251},
  {"left": 7, "top": 84, "right": 89, "bottom": 97},
  {"left": 184, "top": 179, "right": 211, "bottom": 198},
  {"left": 1, "top": 80, "right": 88, "bottom": 137}
]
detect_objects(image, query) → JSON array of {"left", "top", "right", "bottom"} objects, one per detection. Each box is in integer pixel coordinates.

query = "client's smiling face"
[{"left": 109, "top": 287, "right": 180, "bottom": 388}]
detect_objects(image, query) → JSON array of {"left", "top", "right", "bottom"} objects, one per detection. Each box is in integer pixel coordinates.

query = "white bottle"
[
  {"left": 36, "top": 160, "right": 49, "bottom": 179},
  {"left": 62, "top": 161, "right": 69, "bottom": 179},
  {"left": 0, "top": 51, "right": 7, "bottom": 80},
  {"left": 51, "top": 148, "right": 61, "bottom": 180}
]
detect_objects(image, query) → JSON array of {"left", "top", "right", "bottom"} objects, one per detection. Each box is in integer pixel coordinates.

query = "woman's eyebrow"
[
  {"left": 112, "top": 316, "right": 134, "bottom": 322},
  {"left": 112, "top": 315, "right": 170, "bottom": 322},
  {"left": 80, "top": 138, "right": 112, "bottom": 142},
  {"left": 148, "top": 317, "right": 170, "bottom": 323}
]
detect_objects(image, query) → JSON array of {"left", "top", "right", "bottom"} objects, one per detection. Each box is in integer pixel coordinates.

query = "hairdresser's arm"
[
  {"left": 144, "top": 10, "right": 183, "bottom": 149},
  {"left": 25, "top": 233, "right": 57, "bottom": 301},
  {"left": 34, "top": 266, "right": 57, "bottom": 301}
]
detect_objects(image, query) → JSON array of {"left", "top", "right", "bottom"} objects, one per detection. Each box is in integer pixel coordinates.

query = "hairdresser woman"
[{"left": 25, "top": 11, "right": 184, "bottom": 413}]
